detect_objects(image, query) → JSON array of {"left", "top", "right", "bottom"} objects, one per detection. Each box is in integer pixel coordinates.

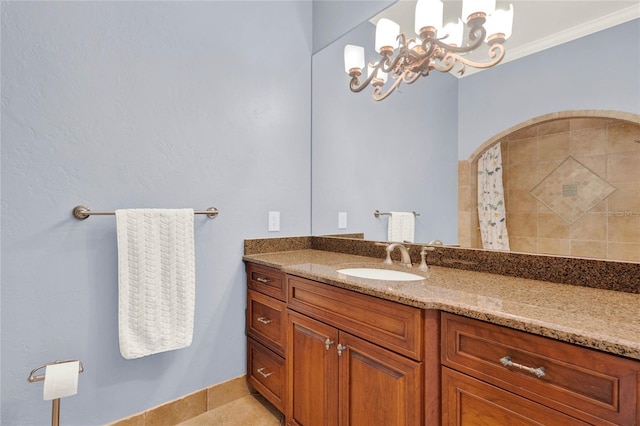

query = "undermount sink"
[{"left": 337, "top": 268, "right": 425, "bottom": 281}]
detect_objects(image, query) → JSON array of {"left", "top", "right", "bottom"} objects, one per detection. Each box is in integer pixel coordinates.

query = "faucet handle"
[
  {"left": 420, "top": 246, "right": 435, "bottom": 255},
  {"left": 418, "top": 246, "right": 435, "bottom": 271}
]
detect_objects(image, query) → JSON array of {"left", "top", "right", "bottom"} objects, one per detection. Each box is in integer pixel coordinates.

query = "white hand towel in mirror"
[{"left": 387, "top": 211, "right": 415, "bottom": 243}]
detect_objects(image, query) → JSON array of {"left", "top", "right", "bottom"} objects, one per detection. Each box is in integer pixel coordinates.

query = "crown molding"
[{"left": 458, "top": 5, "right": 640, "bottom": 78}]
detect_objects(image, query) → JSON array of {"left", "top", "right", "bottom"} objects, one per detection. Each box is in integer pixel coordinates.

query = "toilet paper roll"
[{"left": 43, "top": 361, "right": 79, "bottom": 400}]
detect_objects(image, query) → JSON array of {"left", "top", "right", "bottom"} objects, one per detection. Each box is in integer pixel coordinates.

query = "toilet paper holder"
[
  {"left": 28, "top": 359, "right": 84, "bottom": 383},
  {"left": 28, "top": 359, "right": 84, "bottom": 426}
]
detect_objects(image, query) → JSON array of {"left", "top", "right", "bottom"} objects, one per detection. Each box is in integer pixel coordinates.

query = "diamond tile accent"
[{"left": 530, "top": 157, "right": 616, "bottom": 224}]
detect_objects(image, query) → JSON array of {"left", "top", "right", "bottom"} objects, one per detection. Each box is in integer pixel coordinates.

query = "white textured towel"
[
  {"left": 116, "top": 209, "right": 195, "bottom": 360},
  {"left": 387, "top": 211, "right": 415, "bottom": 243}
]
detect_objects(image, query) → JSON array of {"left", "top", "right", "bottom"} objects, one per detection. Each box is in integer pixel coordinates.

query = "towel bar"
[
  {"left": 374, "top": 210, "right": 420, "bottom": 218},
  {"left": 73, "top": 205, "right": 219, "bottom": 220}
]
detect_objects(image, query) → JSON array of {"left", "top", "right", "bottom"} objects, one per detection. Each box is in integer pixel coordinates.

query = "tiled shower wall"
[{"left": 459, "top": 116, "right": 640, "bottom": 262}]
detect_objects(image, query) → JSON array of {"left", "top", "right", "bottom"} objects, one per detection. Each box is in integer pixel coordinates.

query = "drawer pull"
[
  {"left": 325, "top": 338, "right": 334, "bottom": 350},
  {"left": 500, "top": 356, "right": 546, "bottom": 378},
  {"left": 256, "top": 367, "right": 273, "bottom": 378},
  {"left": 256, "top": 316, "right": 272, "bottom": 325},
  {"left": 337, "top": 344, "right": 348, "bottom": 356},
  {"left": 255, "top": 277, "right": 271, "bottom": 284}
]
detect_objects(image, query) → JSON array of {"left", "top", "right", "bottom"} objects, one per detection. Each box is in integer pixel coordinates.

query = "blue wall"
[
  {"left": 458, "top": 19, "right": 640, "bottom": 160},
  {"left": 1, "top": 2, "right": 311, "bottom": 424}
]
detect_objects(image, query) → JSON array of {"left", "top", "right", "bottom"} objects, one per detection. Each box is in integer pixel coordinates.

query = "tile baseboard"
[{"left": 107, "top": 375, "right": 250, "bottom": 426}]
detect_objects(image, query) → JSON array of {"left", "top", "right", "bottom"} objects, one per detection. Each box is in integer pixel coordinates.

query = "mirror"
[{"left": 311, "top": 1, "right": 640, "bottom": 262}]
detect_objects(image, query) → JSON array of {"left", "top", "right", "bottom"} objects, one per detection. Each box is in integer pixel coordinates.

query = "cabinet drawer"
[
  {"left": 441, "top": 313, "right": 640, "bottom": 425},
  {"left": 247, "top": 263, "right": 285, "bottom": 301},
  {"left": 442, "top": 367, "right": 588, "bottom": 425},
  {"left": 247, "top": 289, "right": 286, "bottom": 356},
  {"left": 247, "top": 338, "right": 285, "bottom": 412},
  {"left": 287, "top": 275, "right": 423, "bottom": 361}
]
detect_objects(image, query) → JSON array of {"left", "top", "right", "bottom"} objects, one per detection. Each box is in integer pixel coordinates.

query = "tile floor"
[{"left": 177, "top": 394, "right": 284, "bottom": 426}]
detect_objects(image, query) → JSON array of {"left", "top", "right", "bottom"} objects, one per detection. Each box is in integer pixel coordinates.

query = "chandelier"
[{"left": 344, "top": 0, "right": 514, "bottom": 101}]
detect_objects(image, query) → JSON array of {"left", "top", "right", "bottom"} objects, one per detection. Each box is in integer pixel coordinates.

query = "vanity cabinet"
[
  {"left": 246, "top": 263, "right": 287, "bottom": 412},
  {"left": 441, "top": 312, "right": 640, "bottom": 425},
  {"left": 245, "top": 259, "right": 640, "bottom": 425},
  {"left": 286, "top": 275, "right": 424, "bottom": 426}
]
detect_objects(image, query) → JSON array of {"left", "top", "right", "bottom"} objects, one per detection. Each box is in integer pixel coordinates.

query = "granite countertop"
[{"left": 243, "top": 249, "right": 640, "bottom": 360}]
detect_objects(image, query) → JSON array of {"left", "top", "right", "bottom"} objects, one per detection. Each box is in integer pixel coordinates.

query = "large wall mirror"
[{"left": 311, "top": 1, "right": 640, "bottom": 262}]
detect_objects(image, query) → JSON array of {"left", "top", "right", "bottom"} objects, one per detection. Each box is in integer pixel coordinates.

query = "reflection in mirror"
[
  {"left": 312, "top": 18, "right": 459, "bottom": 245},
  {"left": 459, "top": 112, "right": 640, "bottom": 262},
  {"left": 311, "top": 4, "right": 639, "bottom": 262}
]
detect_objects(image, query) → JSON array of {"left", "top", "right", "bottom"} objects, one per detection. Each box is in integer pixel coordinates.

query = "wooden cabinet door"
[
  {"left": 442, "top": 367, "right": 589, "bottom": 426},
  {"left": 287, "top": 310, "right": 339, "bottom": 426},
  {"left": 338, "top": 332, "right": 423, "bottom": 426}
]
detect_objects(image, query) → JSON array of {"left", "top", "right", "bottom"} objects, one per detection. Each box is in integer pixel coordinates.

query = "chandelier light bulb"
[
  {"left": 344, "top": 45, "right": 365, "bottom": 74},
  {"left": 441, "top": 19, "right": 464, "bottom": 47},
  {"left": 485, "top": 4, "right": 514, "bottom": 41},
  {"left": 461, "top": 0, "right": 496, "bottom": 22},
  {"left": 375, "top": 18, "right": 400, "bottom": 53},
  {"left": 414, "top": 0, "right": 443, "bottom": 36}
]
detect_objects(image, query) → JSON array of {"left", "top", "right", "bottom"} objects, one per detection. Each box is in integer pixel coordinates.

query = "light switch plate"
[
  {"left": 268, "top": 211, "right": 280, "bottom": 232},
  {"left": 338, "top": 212, "right": 347, "bottom": 229}
]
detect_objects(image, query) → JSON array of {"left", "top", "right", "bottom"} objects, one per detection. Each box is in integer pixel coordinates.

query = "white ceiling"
[{"left": 372, "top": 0, "right": 640, "bottom": 76}]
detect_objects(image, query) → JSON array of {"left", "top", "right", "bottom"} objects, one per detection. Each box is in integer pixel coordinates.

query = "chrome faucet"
[{"left": 376, "top": 242, "right": 412, "bottom": 267}]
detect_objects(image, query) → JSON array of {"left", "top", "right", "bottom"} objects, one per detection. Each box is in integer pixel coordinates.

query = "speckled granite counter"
[{"left": 243, "top": 249, "right": 640, "bottom": 361}]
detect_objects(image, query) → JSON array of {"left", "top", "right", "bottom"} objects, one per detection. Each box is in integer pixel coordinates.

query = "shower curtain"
[{"left": 477, "top": 143, "right": 510, "bottom": 251}]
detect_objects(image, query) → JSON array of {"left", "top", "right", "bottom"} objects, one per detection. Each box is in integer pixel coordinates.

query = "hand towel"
[
  {"left": 387, "top": 211, "right": 415, "bottom": 243},
  {"left": 116, "top": 208, "right": 195, "bottom": 359}
]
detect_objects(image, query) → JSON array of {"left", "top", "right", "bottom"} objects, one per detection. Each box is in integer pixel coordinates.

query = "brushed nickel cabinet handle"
[
  {"left": 257, "top": 368, "right": 273, "bottom": 378},
  {"left": 499, "top": 356, "right": 546, "bottom": 378},
  {"left": 325, "top": 338, "right": 334, "bottom": 350},
  {"left": 256, "top": 316, "right": 272, "bottom": 325},
  {"left": 337, "top": 344, "right": 347, "bottom": 356},
  {"left": 255, "top": 277, "right": 270, "bottom": 284}
]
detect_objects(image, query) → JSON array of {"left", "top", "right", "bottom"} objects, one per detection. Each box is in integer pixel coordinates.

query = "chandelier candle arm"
[
  {"left": 433, "top": 43, "right": 505, "bottom": 75},
  {"left": 349, "top": 60, "right": 388, "bottom": 93},
  {"left": 372, "top": 71, "right": 406, "bottom": 101},
  {"left": 428, "top": 22, "right": 487, "bottom": 54},
  {"left": 368, "top": 64, "right": 388, "bottom": 85}
]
